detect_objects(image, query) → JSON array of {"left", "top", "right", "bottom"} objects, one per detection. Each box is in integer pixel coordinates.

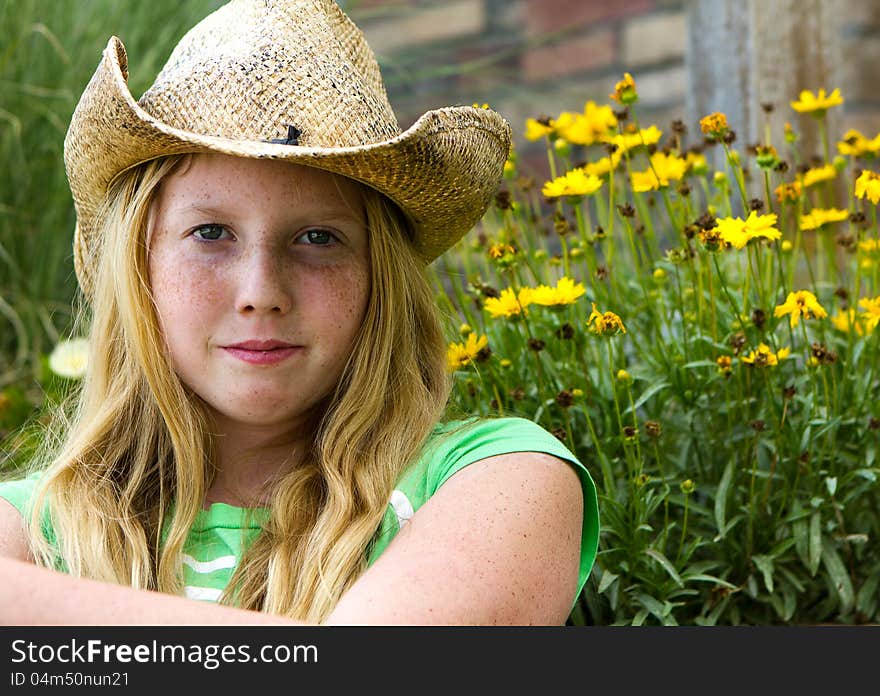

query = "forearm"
[{"left": 0, "top": 557, "right": 309, "bottom": 626}]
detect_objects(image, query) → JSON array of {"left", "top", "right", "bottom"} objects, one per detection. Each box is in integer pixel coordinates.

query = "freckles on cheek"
[
  {"left": 312, "top": 265, "right": 370, "bottom": 336},
  {"left": 151, "top": 257, "right": 222, "bottom": 341}
]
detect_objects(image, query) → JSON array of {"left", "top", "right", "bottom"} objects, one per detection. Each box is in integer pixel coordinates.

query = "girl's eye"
[
  {"left": 297, "top": 229, "right": 335, "bottom": 245},
  {"left": 192, "top": 224, "right": 231, "bottom": 241}
]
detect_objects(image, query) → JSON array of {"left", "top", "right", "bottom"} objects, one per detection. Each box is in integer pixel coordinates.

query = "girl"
[{"left": 0, "top": 0, "right": 598, "bottom": 625}]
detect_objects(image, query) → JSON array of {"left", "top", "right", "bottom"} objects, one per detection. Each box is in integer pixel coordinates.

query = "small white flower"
[{"left": 48, "top": 337, "right": 89, "bottom": 379}]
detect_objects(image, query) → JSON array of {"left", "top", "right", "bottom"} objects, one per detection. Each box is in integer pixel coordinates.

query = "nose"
[{"left": 235, "top": 244, "right": 293, "bottom": 315}]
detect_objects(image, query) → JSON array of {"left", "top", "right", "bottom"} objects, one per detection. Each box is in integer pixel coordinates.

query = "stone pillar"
[{"left": 687, "top": 0, "right": 844, "bottom": 173}]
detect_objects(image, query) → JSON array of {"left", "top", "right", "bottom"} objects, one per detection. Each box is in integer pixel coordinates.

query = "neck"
[{"left": 205, "top": 414, "right": 317, "bottom": 509}]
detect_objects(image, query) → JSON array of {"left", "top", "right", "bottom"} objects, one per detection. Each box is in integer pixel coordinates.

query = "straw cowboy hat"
[{"left": 64, "top": 0, "right": 511, "bottom": 296}]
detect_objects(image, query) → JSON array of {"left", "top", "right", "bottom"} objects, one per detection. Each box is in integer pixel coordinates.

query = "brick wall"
[{"left": 347, "top": 0, "right": 880, "bottom": 184}]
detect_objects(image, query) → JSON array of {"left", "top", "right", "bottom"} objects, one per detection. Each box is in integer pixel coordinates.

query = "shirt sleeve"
[
  {"left": 422, "top": 416, "right": 600, "bottom": 606},
  {"left": 0, "top": 471, "right": 42, "bottom": 518}
]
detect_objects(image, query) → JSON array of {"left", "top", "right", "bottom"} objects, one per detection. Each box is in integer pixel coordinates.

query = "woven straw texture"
[{"left": 64, "top": 0, "right": 511, "bottom": 297}]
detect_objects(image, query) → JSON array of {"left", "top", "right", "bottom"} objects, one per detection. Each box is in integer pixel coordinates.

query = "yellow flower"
[
  {"left": 859, "top": 296, "right": 880, "bottom": 332},
  {"left": 484, "top": 287, "right": 533, "bottom": 318},
  {"left": 685, "top": 152, "right": 708, "bottom": 176},
  {"left": 740, "top": 343, "right": 791, "bottom": 367},
  {"left": 542, "top": 168, "right": 603, "bottom": 199},
  {"left": 773, "top": 290, "right": 828, "bottom": 328},
  {"left": 712, "top": 211, "right": 780, "bottom": 250},
  {"left": 831, "top": 308, "right": 870, "bottom": 336},
  {"left": 799, "top": 207, "right": 849, "bottom": 231},
  {"left": 48, "top": 337, "right": 89, "bottom": 379},
  {"left": 525, "top": 117, "right": 555, "bottom": 141},
  {"left": 798, "top": 164, "right": 837, "bottom": 188},
  {"left": 790, "top": 88, "right": 844, "bottom": 114},
  {"left": 581, "top": 152, "right": 622, "bottom": 178},
  {"left": 530, "top": 276, "right": 587, "bottom": 307},
  {"left": 554, "top": 102, "right": 618, "bottom": 146},
  {"left": 603, "top": 125, "right": 662, "bottom": 155},
  {"left": 755, "top": 144, "right": 779, "bottom": 169},
  {"left": 716, "top": 355, "right": 733, "bottom": 376},
  {"left": 584, "top": 100, "right": 618, "bottom": 135},
  {"left": 837, "top": 129, "right": 880, "bottom": 157},
  {"left": 775, "top": 181, "right": 802, "bottom": 203},
  {"left": 744, "top": 211, "right": 781, "bottom": 242},
  {"left": 587, "top": 303, "right": 626, "bottom": 336},
  {"left": 697, "top": 226, "right": 724, "bottom": 251},
  {"left": 714, "top": 216, "right": 749, "bottom": 249},
  {"left": 488, "top": 242, "right": 516, "bottom": 259},
  {"left": 610, "top": 72, "right": 637, "bottom": 105},
  {"left": 855, "top": 170, "right": 880, "bottom": 204},
  {"left": 859, "top": 239, "right": 880, "bottom": 262},
  {"left": 630, "top": 151, "right": 688, "bottom": 192},
  {"left": 446, "top": 333, "right": 489, "bottom": 371},
  {"left": 699, "top": 112, "right": 729, "bottom": 139}
]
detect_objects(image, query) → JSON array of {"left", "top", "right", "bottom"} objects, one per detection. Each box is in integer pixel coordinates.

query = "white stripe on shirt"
[{"left": 182, "top": 553, "right": 237, "bottom": 574}]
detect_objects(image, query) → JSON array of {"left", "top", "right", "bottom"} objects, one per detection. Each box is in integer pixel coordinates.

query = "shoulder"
[
  {"left": 331, "top": 446, "right": 586, "bottom": 624},
  {"left": 364, "top": 416, "right": 599, "bottom": 622},
  {"left": 418, "top": 415, "right": 585, "bottom": 492}
]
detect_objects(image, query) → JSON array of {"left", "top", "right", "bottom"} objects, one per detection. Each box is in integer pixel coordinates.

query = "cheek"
[
  {"left": 308, "top": 262, "right": 370, "bottom": 341},
  {"left": 149, "top": 250, "right": 224, "bottom": 344}
]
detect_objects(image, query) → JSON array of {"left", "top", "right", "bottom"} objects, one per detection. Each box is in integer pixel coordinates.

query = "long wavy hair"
[{"left": 27, "top": 155, "right": 451, "bottom": 622}]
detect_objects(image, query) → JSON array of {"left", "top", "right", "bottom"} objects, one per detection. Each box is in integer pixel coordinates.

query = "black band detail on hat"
[{"left": 268, "top": 124, "right": 301, "bottom": 145}]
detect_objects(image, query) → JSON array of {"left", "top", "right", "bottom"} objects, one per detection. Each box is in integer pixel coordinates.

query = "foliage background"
[{"left": 2, "top": 1, "right": 878, "bottom": 625}]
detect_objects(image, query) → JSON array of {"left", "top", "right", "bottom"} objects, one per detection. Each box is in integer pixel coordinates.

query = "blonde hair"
[{"left": 27, "top": 156, "right": 450, "bottom": 622}]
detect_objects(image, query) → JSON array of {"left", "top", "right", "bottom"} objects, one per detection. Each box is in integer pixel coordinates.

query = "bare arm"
[
  {"left": 326, "top": 452, "right": 584, "bottom": 625},
  {"left": 0, "top": 452, "right": 583, "bottom": 625},
  {"left": 0, "top": 556, "right": 307, "bottom": 625}
]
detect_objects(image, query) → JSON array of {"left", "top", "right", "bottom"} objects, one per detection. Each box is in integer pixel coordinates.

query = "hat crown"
[{"left": 138, "top": 0, "right": 400, "bottom": 147}]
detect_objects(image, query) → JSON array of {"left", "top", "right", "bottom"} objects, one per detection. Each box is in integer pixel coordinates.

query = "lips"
[
  {"left": 225, "top": 339, "right": 297, "bottom": 350},
  {"left": 222, "top": 339, "right": 303, "bottom": 365}
]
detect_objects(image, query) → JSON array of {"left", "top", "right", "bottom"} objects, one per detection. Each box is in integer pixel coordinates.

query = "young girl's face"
[{"left": 148, "top": 153, "right": 370, "bottom": 436}]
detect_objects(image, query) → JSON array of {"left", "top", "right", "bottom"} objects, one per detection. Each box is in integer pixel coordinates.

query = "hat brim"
[{"left": 64, "top": 37, "right": 511, "bottom": 294}]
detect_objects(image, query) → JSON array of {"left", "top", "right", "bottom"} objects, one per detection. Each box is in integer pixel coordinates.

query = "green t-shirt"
[{"left": 0, "top": 416, "right": 599, "bottom": 612}]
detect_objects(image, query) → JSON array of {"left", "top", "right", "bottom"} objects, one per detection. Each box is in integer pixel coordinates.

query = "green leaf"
[
  {"left": 597, "top": 570, "right": 619, "bottom": 594},
  {"left": 682, "top": 360, "right": 717, "bottom": 370},
  {"left": 825, "top": 476, "right": 837, "bottom": 497},
  {"left": 856, "top": 572, "right": 879, "bottom": 616},
  {"left": 753, "top": 554, "right": 775, "bottom": 593},
  {"left": 645, "top": 548, "right": 684, "bottom": 588},
  {"left": 627, "top": 379, "right": 670, "bottom": 414},
  {"left": 635, "top": 593, "right": 668, "bottom": 619},
  {"left": 782, "top": 584, "right": 797, "bottom": 621},
  {"left": 714, "top": 459, "right": 734, "bottom": 539},
  {"left": 808, "top": 511, "right": 822, "bottom": 576},
  {"left": 821, "top": 540, "right": 854, "bottom": 614},
  {"left": 793, "top": 518, "right": 808, "bottom": 566},
  {"left": 682, "top": 573, "right": 738, "bottom": 590},
  {"left": 632, "top": 609, "right": 649, "bottom": 626}
]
